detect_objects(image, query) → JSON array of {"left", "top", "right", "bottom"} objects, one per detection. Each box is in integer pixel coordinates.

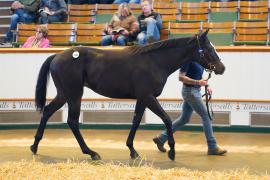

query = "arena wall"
[{"left": 0, "top": 47, "right": 270, "bottom": 129}]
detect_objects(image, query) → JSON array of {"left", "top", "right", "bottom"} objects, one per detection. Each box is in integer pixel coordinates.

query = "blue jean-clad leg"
[
  {"left": 101, "top": 35, "right": 113, "bottom": 46},
  {"left": 137, "top": 31, "right": 147, "bottom": 45},
  {"left": 157, "top": 86, "right": 217, "bottom": 150},
  {"left": 39, "top": 12, "right": 49, "bottom": 24},
  {"left": 184, "top": 87, "right": 217, "bottom": 150},
  {"left": 146, "top": 19, "right": 160, "bottom": 41},
  {"left": 158, "top": 100, "right": 193, "bottom": 143},
  {"left": 5, "top": 13, "right": 20, "bottom": 42},
  {"left": 129, "top": 0, "right": 140, "bottom": 4},
  {"left": 23, "top": 12, "right": 36, "bottom": 23},
  {"left": 47, "top": 14, "right": 62, "bottom": 23},
  {"left": 116, "top": 35, "right": 127, "bottom": 46},
  {"left": 15, "top": 8, "right": 25, "bottom": 22},
  {"left": 5, "top": 9, "right": 36, "bottom": 42},
  {"left": 39, "top": 12, "right": 61, "bottom": 24},
  {"left": 113, "top": 0, "right": 128, "bottom": 4}
]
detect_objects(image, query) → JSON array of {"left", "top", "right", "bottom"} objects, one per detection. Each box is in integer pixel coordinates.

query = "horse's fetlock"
[
  {"left": 126, "top": 141, "right": 133, "bottom": 148},
  {"left": 82, "top": 148, "right": 91, "bottom": 154},
  {"left": 67, "top": 120, "right": 77, "bottom": 128},
  {"left": 168, "top": 141, "right": 175, "bottom": 149}
]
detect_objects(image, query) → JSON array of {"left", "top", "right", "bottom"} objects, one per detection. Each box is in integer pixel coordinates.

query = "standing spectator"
[
  {"left": 22, "top": 25, "right": 50, "bottom": 48},
  {"left": 39, "top": 0, "right": 67, "bottom": 24},
  {"left": 136, "top": 0, "right": 162, "bottom": 45},
  {"left": 101, "top": 3, "right": 138, "bottom": 46},
  {"left": 1, "top": 0, "right": 40, "bottom": 45}
]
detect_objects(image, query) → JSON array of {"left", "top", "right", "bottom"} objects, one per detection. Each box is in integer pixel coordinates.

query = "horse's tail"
[{"left": 35, "top": 54, "right": 56, "bottom": 112}]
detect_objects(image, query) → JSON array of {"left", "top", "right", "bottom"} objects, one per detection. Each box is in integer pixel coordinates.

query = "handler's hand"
[
  {"left": 198, "top": 79, "right": 207, "bottom": 86},
  {"left": 207, "top": 87, "right": 213, "bottom": 95}
]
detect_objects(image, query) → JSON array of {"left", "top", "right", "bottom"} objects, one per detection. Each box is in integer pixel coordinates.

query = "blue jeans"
[
  {"left": 157, "top": 85, "right": 217, "bottom": 150},
  {"left": 113, "top": 0, "right": 140, "bottom": 4},
  {"left": 137, "top": 19, "right": 160, "bottom": 45},
  {"left": 101, "top": 35, "right": 127, "bottom": 46},
  {"left": 39, "top": 11, "right": 63, "bottom": 24},
  {"left": 5, "top": 9, "right": 36, "bottom": 42}
]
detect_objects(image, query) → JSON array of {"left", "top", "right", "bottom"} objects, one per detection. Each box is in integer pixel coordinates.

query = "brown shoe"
[
  {"left": 208, "top": 147, "right": 227, "bottom": 155},
  {"left": 153, "top": 136, "right": 166, "bottom": 153}
]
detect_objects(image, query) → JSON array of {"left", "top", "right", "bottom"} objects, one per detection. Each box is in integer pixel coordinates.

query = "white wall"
[
  {"left": 2, "top": 51, "right": 269, "bottom": 100},
  {"left": 0, "top": 50, "right": 270, "bottom": 126}
]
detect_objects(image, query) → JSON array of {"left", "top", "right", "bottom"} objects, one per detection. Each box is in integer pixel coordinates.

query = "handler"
[{"left": 153, "top": 61, "right": 227, "bottom": 156}]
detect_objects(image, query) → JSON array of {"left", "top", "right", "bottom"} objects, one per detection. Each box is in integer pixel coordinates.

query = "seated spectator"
[
  {"left": 113, "top": 0, "right": 140, "bottom": 4},
  {"left": 101, "top": 3, "right": 138, "bottom": 46},
  {"left": 39, "top": 0, "right": 67, "bottom": 24},
  {"left": 22, "top": 25, "right": 50, "bottom": 48},
  {"left": 136, "top": 0, "right": 162, "bottom": 45},
  {"left": 1, "top": 0, "right": 40, "bottom": 45}
]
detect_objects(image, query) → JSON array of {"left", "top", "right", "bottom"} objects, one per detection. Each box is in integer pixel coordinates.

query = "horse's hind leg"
[
  {"left": 66, "top": 98, "right": 101, "bottom": 160},
  {"left": 126, "top": 100, "right": 146, "bottom": 159},
  {"left": 144, "top": 95, "right": 175, "bottom": 160},
  {"left": 31, "top": 94, "right": 66, "bottom": 154}
]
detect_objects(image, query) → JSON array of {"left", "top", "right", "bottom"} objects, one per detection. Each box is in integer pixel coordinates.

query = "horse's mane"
[{"left": 125, "top": 36, "right": 193, "bottom": 55}]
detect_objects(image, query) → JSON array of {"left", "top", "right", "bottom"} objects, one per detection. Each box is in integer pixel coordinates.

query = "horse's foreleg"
[
  {"left": 31, "top": 94, "right": 66, "bottom": 154},
  {"left": 126, "top": 100, "right": 145, "bottom": 159},
  {"left": 144, "top": 95, "right": 175, "bottom": 161},
  {"left": 67, "top": 99, "right": 101, "bottom": 160}
]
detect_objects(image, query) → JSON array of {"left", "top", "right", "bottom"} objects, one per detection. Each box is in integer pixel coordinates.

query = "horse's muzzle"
[{"left": 215, "top": 65, "right": 225, "bottom": 75}]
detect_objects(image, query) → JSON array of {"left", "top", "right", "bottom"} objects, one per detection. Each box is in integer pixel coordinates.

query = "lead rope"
[{"left": 202, "top": 71, "right": 214, "bottom": 121}]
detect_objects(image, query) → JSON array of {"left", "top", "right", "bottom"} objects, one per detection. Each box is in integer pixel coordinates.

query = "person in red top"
[{"left": 22, "top": 25, "right": 50, "bottom": 48}]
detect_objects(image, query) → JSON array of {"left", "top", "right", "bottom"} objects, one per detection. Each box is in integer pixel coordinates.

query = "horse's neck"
[{"left": 154, "top": 43, "right": 195, "bottom": 75}]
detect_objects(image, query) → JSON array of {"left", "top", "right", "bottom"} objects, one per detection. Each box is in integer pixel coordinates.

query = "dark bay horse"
[{"left": 31, "top": 30, "right": 225, "bottom": 161}]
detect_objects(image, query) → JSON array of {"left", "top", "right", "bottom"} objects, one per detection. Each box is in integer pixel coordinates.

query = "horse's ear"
[{"left": 200, "top": 29, "right": 209, "bottom": 40}]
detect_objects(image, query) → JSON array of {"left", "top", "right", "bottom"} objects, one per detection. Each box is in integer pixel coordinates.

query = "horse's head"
[{"left": 193, "top": 30, "right": 225, "bottom": 75}]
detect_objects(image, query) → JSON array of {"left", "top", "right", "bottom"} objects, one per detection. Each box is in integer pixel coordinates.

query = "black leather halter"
[{"left": 196, "top": 35, "right": 214, "bottom": 121}]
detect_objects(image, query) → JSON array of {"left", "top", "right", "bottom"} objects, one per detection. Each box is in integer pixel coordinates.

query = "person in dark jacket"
[
  {"left": 39, "top": 0, "right": 67, "bottom": 24},
  {"left": 136, "top": 0, "right": 162, "bottom": 44}
]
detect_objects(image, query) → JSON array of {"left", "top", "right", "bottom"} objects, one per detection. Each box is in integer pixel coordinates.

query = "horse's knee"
[
  {"left": 163, "top": 117, "right": 172, "bottom": 128},
  {"left": 67, "top": 120, "right": 79, "bottom": 129},
  {"left": 40, "top": 106, "right": 54, "bottom": 120}
]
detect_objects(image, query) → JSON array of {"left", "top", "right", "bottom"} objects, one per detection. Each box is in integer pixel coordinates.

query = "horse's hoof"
[
  {"left": 130, "top": 151, "right": 140, "bottom": 159},
  {"left": 91, "top": 154, "right": 101, "bottom": 161},
  {"left": 168, "top": 149, "right": 175, "bottom": 161},
  {"left": 30, "top": 145, "right": 37, "bottom": 154}
]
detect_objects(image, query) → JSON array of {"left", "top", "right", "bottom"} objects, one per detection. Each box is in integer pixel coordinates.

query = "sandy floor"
[{"left": 0, "top": 129, "right": 270, "bottom": 173}]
